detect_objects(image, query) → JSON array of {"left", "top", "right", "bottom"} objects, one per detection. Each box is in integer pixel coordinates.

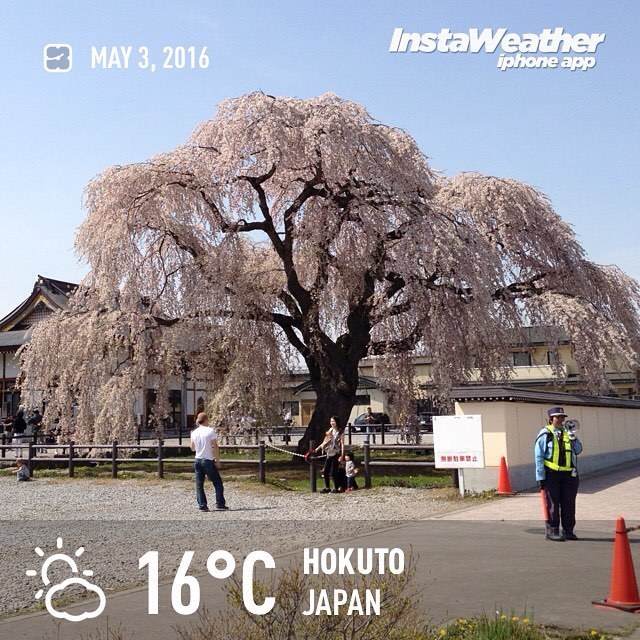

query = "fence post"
[
  {"left": 258, "top": 440, "right": 266, "bottom": 483},
  {"left": 1, "top": 432, "right": 5, "bottom": 458},
  {"left": 309, "top": 439, "right": 316, "bottom": 493},
  {"left": 157, "top": 439, "right": 164, "bottom": 479},
  {"left": 347, "top": 423, "right": 352, "bottom": 446},
  {"left": 112, "top": 440, "right": 118, "bottom": 479},
  {"left": 381, "top": 422, "right": 386, "bottom": 445},
  {"left": 27, "top": 441, "right": 34, "bottom": 476},
  {"left": 69, "top": 442, "right": 75, "bottom": 478},
  {"left": 363, "top": 437, "right": 371, "bottom": 488}
]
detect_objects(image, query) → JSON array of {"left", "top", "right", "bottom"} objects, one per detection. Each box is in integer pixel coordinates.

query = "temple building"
[
  {"left": 0, "top": 276, "right": 76, "bottom": 417},
  {"left": 0, "top": 276, "right": 207, "bottom": 428}
]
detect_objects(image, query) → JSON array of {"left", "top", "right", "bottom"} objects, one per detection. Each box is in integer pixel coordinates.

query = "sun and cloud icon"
[{"left": 26, "top": 537, "right": 106, "bottom": 622}]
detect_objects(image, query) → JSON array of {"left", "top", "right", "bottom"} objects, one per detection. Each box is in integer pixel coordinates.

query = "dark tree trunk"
[
  {"left": 296, "top": 354, "right": 361, "bottom": 453},
  {"left": 293, "top": 277, "right": 374, "bottom": 453}
]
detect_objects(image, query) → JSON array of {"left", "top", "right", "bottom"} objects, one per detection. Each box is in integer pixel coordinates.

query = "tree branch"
[
  {"left": 369, "top": 324, "right": 423, "bottom": 355},
  {"left": 492, "top": 273, "right": 548, "bottom": 301},
  {"left": 271, "top": 313, "right": 309, "bottom": 358}
]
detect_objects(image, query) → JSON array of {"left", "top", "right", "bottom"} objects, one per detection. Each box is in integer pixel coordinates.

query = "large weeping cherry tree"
[{"left": 20, "top": 92, "right": 640, "bottom": 448}]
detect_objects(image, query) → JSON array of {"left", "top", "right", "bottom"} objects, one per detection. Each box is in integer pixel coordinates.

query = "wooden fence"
[{"left": 0, "top": 435, "right": 436, "bottom": 492}]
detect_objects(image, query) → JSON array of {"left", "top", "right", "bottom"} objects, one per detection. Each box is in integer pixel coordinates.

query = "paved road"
[{"left": 2, "top": 462, "right": 640, "bottom": 640}]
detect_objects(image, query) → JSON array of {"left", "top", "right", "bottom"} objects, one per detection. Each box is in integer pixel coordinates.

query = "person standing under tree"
[
  {"left": 364, "top": 406, "right": 377, "bottom": 444},
  {"left": 311, "top": 416, "right": 345, "bottom": 493},
  {"left": 12, "top": 410, "right": 27, "bottom": 458},
  {"left": 344, "top": 451, "right": 359, "bottom": 492},
  {"left": 28, "top": 409, "right": 43, "bottom": 441},
  {"left": 534, "top": 407, "right": 582, "bottom": 541},
  {"left": 190, "top": 413, "right": 229, "bottom": 512}
]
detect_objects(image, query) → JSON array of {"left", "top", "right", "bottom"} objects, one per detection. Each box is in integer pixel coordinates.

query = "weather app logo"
[
  {"left": 43, "top": 44, "right": 73, "bottom": 72},
  {"left": 26, "top": 537, "right": 106, "bottom": 622}
]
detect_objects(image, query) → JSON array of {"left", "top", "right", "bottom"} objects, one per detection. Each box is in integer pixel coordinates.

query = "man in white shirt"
[{"left": 190, "top": 413, "right": 228, "bottom": 511}]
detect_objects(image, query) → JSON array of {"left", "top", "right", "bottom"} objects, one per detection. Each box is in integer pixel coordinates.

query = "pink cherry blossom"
[{"left": 19, "top": 93, "right": 640, "bottom": 446}]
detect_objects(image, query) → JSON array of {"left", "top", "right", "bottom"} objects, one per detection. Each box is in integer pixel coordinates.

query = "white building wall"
[{"left": 452, "top": 399, "right": 640, "bottom": 493}]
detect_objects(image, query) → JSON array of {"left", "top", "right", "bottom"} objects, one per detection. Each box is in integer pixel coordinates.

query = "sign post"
[{"left": 433, "top": 415, "right": 485, "bottom": 497}]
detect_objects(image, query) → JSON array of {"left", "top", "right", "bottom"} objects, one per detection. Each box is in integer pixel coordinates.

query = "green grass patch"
[
  {"left": 369, "top": 472, "right": 450, "bottom": 488},
  {"left": 246, "top": 463, "right": 453, "bottom": 492},
  {"left": 1, "top": 450, "right": 454, "bottom": 493},
  {"left": 435, "top": 613, "right": 615, "bottom": 640}
]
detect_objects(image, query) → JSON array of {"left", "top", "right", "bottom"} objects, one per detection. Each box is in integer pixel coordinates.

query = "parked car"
[
  {"left": 418, "top": 413, "right": 435, "bottom": 433},
  {"left": 350, "top": 412, "right": 390, "bottom": 432}
]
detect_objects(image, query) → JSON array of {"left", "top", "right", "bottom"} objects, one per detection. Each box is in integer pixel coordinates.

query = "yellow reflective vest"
[{"left": 542, "top": 426, "right": 573, "bottom": 472}]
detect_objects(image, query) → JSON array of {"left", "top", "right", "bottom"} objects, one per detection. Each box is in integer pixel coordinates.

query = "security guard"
[{"left": 534, "top": 407, "right": 583, "bottom": 541}]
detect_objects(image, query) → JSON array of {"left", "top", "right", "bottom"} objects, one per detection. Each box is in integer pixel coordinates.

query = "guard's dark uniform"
[{"left": 534, "top": 408, "right": 583, "bottom": 541}]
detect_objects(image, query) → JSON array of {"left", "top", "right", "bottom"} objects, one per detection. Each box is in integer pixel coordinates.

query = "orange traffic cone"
[
  {"left": 593, "top": 516, "right": 640, "bottom": 612},
  {"left": 496, "top": 456, "right": 515, "bottom": 496}
]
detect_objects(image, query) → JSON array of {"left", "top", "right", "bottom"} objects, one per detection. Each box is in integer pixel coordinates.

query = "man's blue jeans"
[{"left": 194, "top": 458, "right": 226, "bottom": 509}]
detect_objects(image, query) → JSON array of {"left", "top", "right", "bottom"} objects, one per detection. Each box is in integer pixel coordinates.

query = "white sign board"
[{"left": 433, "top": 414, "right": 485, "bottom": 469}]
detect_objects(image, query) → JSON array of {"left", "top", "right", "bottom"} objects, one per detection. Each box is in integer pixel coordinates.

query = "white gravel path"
[{"left": 0, "top": 476, "right": 463, "bottom": 616}]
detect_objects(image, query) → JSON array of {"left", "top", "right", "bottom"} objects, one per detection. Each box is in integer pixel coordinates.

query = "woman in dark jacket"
[{"left": 12, "top": 410, "right": 27, "bottom": 457}]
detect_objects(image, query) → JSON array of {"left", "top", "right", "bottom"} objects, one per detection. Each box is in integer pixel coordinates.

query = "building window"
[
  {"left": 511, "top": 352, "right": 531, "bottom": 367},
  {"left": 354, "top": 395, "right": 371, "bottom": 405},
  {"left": 168, "top": 390, "right": 182, "bottom": 429},
  {"left": 547, "top": 351, "right": 558, "bottom": 365},
  {"left": 282, "top": 401, "right": 299, "bottom": 417}
]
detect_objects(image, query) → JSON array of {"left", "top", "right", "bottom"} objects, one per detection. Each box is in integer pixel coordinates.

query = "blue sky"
[{"left": 1, "top": 0, "right": 638, "bottom": 318}]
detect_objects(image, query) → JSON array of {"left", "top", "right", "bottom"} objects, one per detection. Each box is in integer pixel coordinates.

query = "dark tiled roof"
[
  {"left": 0, "top": 329, "right": 29, "bottom": 350},
  {"left": 509, "top": 325, "right": 570, "bottom": 346},
  {"left": 0, "top": 275, "right": 77, "bottom": 332},
  {"left": 451, "top": 385, "right": 640, "bottom": 409},
  {"left": 34, "top": 275, "right": 77, "bottom": 310},
  {"left": 36, "top": 276, "right": 77, "bottom": 297}
]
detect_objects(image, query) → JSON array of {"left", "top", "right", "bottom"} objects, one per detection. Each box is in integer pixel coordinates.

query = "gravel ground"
[{"left": 0, "top": 476, "right": 464, "bottom": 616}]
